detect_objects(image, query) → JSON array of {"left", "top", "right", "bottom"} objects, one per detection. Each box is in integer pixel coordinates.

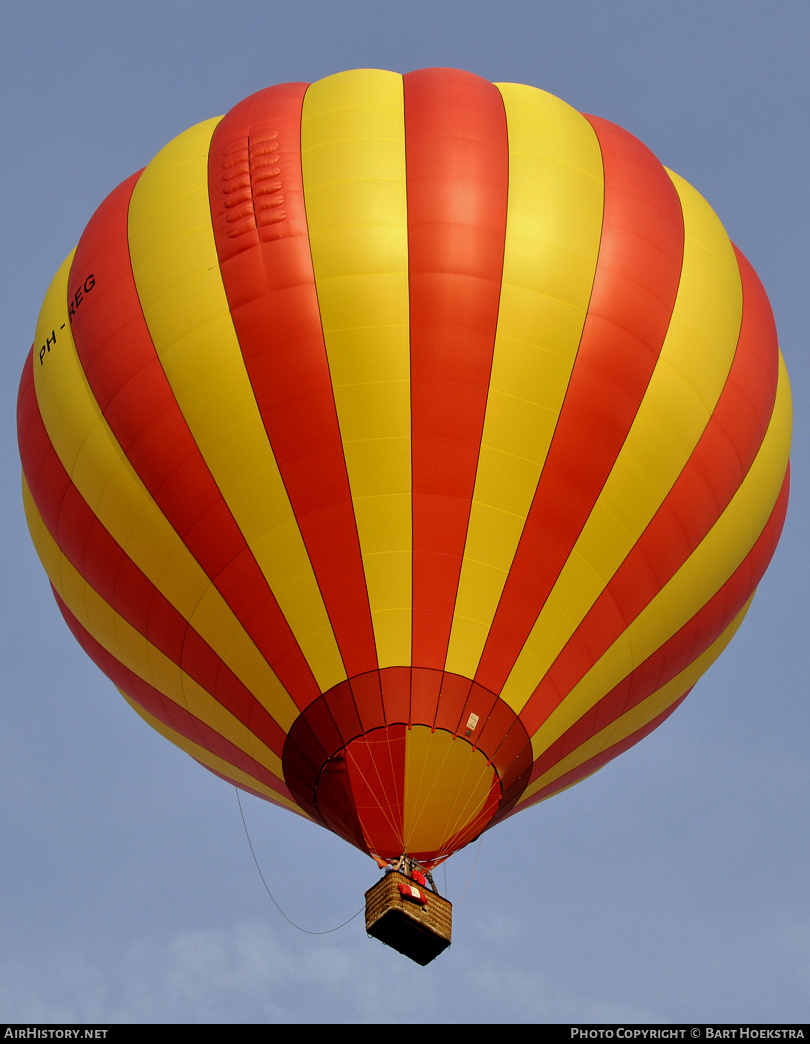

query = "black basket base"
[
  {"left": 364, "top": 872, "right": 452, "bottom": 966},
  {"left": 367, "top": 907, "right": 451, "bottom": 965}
]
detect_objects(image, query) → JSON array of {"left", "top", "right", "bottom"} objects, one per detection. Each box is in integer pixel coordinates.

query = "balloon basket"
[{"left": 364, "top": 871, "right": 452, "bottom": 966}]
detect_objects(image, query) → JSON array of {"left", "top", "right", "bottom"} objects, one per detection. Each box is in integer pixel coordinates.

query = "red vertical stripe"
[
  {"left": 507, "top": 694, "right": 690, "bottom": 815},
  {"left": 67, "top": 173, "right": 320, "bottom": 708},
  {"left": 404, "top": 68, "right": 510, "bottom": 670},
  {"left": 519, "top": 245, "right": 781, "bottom": 726},
  {"left": 475, "top": 116, "right": 685, "bottom": 693},
  {"left": 348, "top": 725, "right": 408, "bottom": 857},
  {"left": 18, "top": 355, "right": 289, "bottom": 760},
  {"left": 207, "top": 82, "right": 378, "bottom": 682},
  {"left": 53, "top": 590, "right": 291, "bottom": 800},
  {"left": 521, "top": 469, "right": 790, "bottom": 744}
]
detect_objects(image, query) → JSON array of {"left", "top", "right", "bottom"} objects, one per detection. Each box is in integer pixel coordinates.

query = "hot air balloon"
[{"left": 18, "top": 68, "right": 791, "bottom": 963}]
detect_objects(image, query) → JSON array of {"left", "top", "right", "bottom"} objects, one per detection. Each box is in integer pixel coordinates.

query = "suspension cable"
[{"left": 235, "top": 788, "right": 364, "bottom": 935}]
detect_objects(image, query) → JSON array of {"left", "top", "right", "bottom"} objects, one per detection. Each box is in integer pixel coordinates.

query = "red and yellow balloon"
[{"left": 18, "top": 69, "right": 791, "bottom": 869}]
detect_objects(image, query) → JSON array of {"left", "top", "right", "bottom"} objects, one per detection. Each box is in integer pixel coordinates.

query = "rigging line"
[
  {"left": 345, "top": 739, "right": 405, "bottom": 849},
  {"left": 338, "top": 725, "right": 406, "bottom": 852},
  {"left": 431, "top": 762, "right": 492, "bottom": 868},
  {"left": 235, "top": 787, "right": 364, "bottom": 935},
  {"left": 402, "top": 726, "right": 459, "bottom": 848},
  {"left": 436, "top": 756, "right": 494, "bottom": 844},
  {"left": 408, "top": 737, "right": 492, "bottom": 853},
  {"left": 380, "top": 720, "right": 407, "bottom": 848}
]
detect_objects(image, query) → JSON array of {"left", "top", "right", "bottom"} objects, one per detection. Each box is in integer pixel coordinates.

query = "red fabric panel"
[
  {"left": 17, "top": 358, "right": 287, "bottom": 758},
  {"left": 430, "top": 671, "right": 474, "bottom": 734},
  {"left": 507, "top": 693, "right": 690, "bottom": 815},
  {"left": 379, "top": 665, "right": 413, "bottom": 724},
  {"left": 521, "top": 468, "right": 790, "bottom": 745},
  {"left": 66, "top": 172, "right": 319, "bottom": 709},
  {"left": 347, "top": 670, "right": 387, "bottom": 732},
  {"left": 521, "top": 245, "right": 782, "bottom": 730},
  {"left": 475, "top": 116, "right": 685, "bottom": 693},
  {"left": 207, "top": 82, "right": 378, "bottom": 681},
  {"left": 408, "top": 666, "right": 444, "bottom": 728},
  {"left": 404, "top": 68, "right": 509, "bottom": 669},
  {"left": 53, "top": 589, "right": 291, "bottom": 798},
  {"left": 398, "top": 882, "right": 427, "bottom": 904},
  {"left": 311, "top": 752, "right": 369, "bottom": 853},
  {"left": 348, "top": 724, "right": 408, "bottom": 857}
]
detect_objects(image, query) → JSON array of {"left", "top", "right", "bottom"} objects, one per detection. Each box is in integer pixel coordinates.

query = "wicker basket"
[{"left": 364, "top": 871, "right": 452, "bottom": 965}]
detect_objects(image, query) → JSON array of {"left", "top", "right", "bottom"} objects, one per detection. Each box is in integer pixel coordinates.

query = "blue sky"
[{"left": 1, "top": 0, "right": 808, "bottom": 1024}]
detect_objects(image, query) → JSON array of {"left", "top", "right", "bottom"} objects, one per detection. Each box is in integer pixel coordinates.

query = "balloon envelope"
[{"left": 18, "top": 69, "right": 791, "bottom": 868}]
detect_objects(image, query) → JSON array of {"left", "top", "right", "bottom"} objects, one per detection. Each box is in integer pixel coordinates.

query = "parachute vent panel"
[{"left": 364, "top": 872, "right": 452, "bottom": 966}]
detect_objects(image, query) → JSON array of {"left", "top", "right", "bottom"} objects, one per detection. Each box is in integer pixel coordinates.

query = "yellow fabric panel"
[
  {"left": 501, "top": 168, "right": 744, "bottom": 711},
  {"left": 527, "top": 352, "right": 791, "bottom": 759},
  {"left": 24, "top": 481, "right": 285, "bottom": 780},
  {"left": 127, "top": 118, "right": 345, "bottom": 693},
  {"left": 28, "top": 255, "right": 298, "bottom": 734},
  {"left": 445, "top": 83, "right": 604, "bottom": 678},
  {"left": 23, "top": 476, "right": 75, "bottom": 619},
  {"left": 32, "top": 252, "right": 78, "bottom": 462},
  {"left": 118, "top": 691, "right": 307, "bottom": 816},
  {"left": 524, "top": 597, "right": 750, "bottom": 794},
  {"left": 300, "top": 69, "right": 412, "bottom": 668},
  {"left": 402, "top": 727, "right": 496, "bottom": 856}
]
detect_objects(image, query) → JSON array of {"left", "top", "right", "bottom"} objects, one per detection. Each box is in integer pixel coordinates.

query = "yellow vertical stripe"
[
  {"left": 527, "top": 352, "right": 791, "bottom": 760},
  {"left": 23, "top": 478, "right": 287, "bottom": 781},
  {"left": 127, "top": 118, "right": 346, "bottom": 692},
  {"left": 501, "top": 168, "right": 745, "bottom": 712},
  {"left": 300, "top": 70, "right": 412, "bottom": 668},
  {"left": 402, "top": 727, "right": 495, "bottom": 855},
  {"left": 445, "top": 84, "right": 605, "bottom": 678},
  {"left": 522, "top": 596, "right": 752, "bottom": 800},
  {"left": 28, "top": 251, "right": 299, "bottom": 733},
  {"left": 119, "top": 691, "right": 307, "bottom": 815}
]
